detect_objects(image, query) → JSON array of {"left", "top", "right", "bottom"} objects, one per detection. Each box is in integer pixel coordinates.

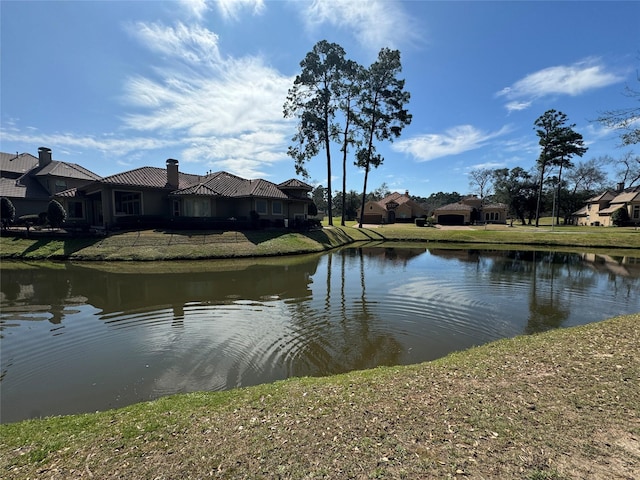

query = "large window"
[
  {"left": 633, "top": 205, "right": 640, "bottom": 220},
  {"left": 114, "top": 191, "right": 141, "bottom": 215},
  {"left": 256, "top": 199, "right": 267, "bottom": 215},
  {"left": 184, "top": 198, "right": 211, "bottom": 217},
  {"left": 67, "top": 201, "right": 84, "bottom": 219},
  {"left": 272, "top": 201, "right": 283, "bottom": 215}
]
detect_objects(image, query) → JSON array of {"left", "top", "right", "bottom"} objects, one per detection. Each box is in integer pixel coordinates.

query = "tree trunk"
[{"left": 358, "top": 163, "right": 370, "bottom": 228}]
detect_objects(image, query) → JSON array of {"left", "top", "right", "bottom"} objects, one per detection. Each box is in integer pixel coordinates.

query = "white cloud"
[
  {"left": 393, "top": 125, "right": 510, "bottom": 162},
  {"left": 0, "top": 129, "right": 180, "bottom": 158},
  {"left": 505, "top": 101, "right": 531, "bottom": 113},
  {"left": 177, "top": 0, "right": 265, "bottom": 21},
  {"left": 128, "top": 21, "right": 222, "bottom": 65},
  {"left": 178, "top": 0, "right": 211, "bottom": 20},
  {"left": 299, "top": 0, "right": 418, "bottom": 51},
  {"left": 467, "top": 161, "right": 504, "bottom": 171},
  {"left": 497, "top": 59, "right": 624, "bottom": 111},
  {"left": 121, "top": 21, "right": 294, "bottom": 178},
  {"left": 216, "top": 0, "right": 265, "bottom": 20}
]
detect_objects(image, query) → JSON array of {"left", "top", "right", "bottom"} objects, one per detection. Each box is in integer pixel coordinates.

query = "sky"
[{"left": 1, "top": 0, "right": 639, "bottom": 198}]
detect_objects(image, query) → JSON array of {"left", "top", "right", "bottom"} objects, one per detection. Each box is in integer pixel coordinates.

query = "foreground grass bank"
[
  {"left": 1, "top": 314, "right": 638, "bottom": 479},
  {"left": 1, "top": 223, "right": 639, "bottom": 261}
]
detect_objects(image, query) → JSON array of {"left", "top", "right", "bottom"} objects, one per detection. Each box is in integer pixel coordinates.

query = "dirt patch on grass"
[{"left": 2, "top": 314, "right": 639, "bottom": 479}]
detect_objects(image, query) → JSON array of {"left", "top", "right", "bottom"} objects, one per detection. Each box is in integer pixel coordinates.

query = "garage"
[{"left": 437, "top": 214, "right": 465, "bottom": 225}]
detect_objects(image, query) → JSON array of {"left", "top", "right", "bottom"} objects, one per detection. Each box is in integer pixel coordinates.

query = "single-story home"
[
  {"left": 433, "top": 196, "right": 508, "bottom": 225},
  {"left": 56, "top": 158, "right": 313, "bottom": 230},
  {"left": 572, "top": 184, "right": 640, "bottom": 226},
  {"left": 0, "top": 147, "right": 100, "bottom": 218},
  {"left": 360, "top": 191, "right": 427, "bottom": 224}
]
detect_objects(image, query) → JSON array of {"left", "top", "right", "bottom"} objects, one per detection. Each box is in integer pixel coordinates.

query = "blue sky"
[{"left": 1, "top": 0, "right": 638, "bottom": 197}]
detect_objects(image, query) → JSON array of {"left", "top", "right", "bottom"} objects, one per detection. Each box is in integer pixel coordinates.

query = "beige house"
[
  {"left": 434, "top": 196, "right": 508, "bottom": 225},
  {"left": 57, "top": 159, "right": 313, "bottom": 230},
  {"left": 360, "top": 191, "right": 427, "bottom": 224},
  {"left": 573, "top": 185, "right": 640, "bottom": 226}
]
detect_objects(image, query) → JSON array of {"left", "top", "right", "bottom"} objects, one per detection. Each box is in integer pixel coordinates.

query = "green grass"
[
  {"left": 2, "top": 313, "right": 638, "bottom": 479},
  {"left": 2, "top": 222, "right": 639, "bottom": 261}
]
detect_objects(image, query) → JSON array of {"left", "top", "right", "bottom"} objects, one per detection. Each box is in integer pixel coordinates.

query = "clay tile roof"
[
  {"left": 35, "top": 161, "right": 100, "bottom": 181},
  {"left": 435, "top": 202, "right": 474, "bottom": 212},
  {"left": 0, "top": 175, "right": 49, "bottom": 199},
  {"left": 0, "top": 152, "right": 39, "bottom": 176},
  {"left": 610, "top": 190, "right": 640, "bottom": 204},
  {"left": 101, "top": 166, "right": 200, "bottom": 189},
  {"left": 278, "top": 178, "right": 313, "bottom": 190},
  {"left": 245, "top": 179, "right": 288, "bottom": 199}
]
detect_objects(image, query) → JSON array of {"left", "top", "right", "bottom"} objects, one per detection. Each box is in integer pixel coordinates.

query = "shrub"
[
  {"left": 47, "top": 200, "right": 67, "bottom": 228},
  {"left": 611, "top": 207, "right": 629, "bottom": 227},
  {"left": 1, "top": 197, "right": 16, "bottom": 228}
]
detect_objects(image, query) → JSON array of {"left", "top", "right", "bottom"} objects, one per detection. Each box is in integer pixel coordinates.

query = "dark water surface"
[{"left": 1, "top": 245, "right": 639, "bottom": 423}]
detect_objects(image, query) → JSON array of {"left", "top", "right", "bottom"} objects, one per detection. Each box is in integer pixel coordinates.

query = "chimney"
[
  {"left": 166, "top": 158, "right": 179, "bottom": 188},
  {"left": 617, "top": 182, "right": 625, "bottom": 193},
  {"left": 38, "top": 147, "right": 52, "bottom": 168},
  {"left": 405, "top": 190, "right": 409, "bottom": 197}
]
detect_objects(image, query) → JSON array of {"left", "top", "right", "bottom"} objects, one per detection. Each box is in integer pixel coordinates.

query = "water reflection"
[{"left": 1, "top": 246, "right": 639, "bottom": 423}]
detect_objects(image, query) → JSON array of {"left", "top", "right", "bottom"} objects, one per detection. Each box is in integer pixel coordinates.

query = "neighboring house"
[
  {"left": 57, "top": 158, "right": 313, "bottom": 230},
  {"left": 433, "top": 196, "right": 508, "bottom": 225},
  {"left": 360, "top": 191, "right": 427, "bottom": 224},
  {"left": 573, "top": 184, "right": 640, "bottom": 226},
  {"left": 0, "top": 147, "right": 100, "bottom": 218}
]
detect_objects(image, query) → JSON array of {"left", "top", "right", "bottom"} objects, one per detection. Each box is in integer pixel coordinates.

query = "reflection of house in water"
[
  {"left": 355, "top": 246, "right": 427, "bottom": 266},
  {"left": 0, "top": 257, "right": 320, "bottom": 324},
  {"left": 428, "top": 249, "right": 482, "bottom": 263},
  {"left": 579, "top": 253, "right": 640, "bottom": 278}
]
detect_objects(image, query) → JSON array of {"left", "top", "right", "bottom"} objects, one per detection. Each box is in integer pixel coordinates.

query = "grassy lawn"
[
  {"left": 1, "top": 221, "right": 638, "bottom": 260},
  {"left": 1, "top": 313, "right": 638, "bottom": 479}
]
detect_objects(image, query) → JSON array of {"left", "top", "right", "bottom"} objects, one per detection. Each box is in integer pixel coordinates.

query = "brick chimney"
[
  {"left": 617, "top": 182, "right": 625, "bottom": 193},
  {"left": 38, "top": 147, "right": 52, "bottom": 168},
  {"left": 166, "top": 159, "right": 179, "bottom": 188}
]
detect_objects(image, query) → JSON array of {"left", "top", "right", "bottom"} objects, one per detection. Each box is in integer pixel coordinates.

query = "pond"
[{"left": 1, "top": 244, "right": 639, "bottom": 423}]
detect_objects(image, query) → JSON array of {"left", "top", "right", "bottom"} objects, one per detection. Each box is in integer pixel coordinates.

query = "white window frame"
[{"left": 272, "top": 201, "right": 283, "bottom": 216}]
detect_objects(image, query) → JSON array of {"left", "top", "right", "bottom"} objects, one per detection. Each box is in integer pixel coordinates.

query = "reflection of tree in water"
[
  {"left": 526, "top": 252, "right": 570, "bottom": 334},
  {"left": 479, "top": 250, "right": 622, "bottom": 334},
  {"left": 284, "top": 247, "right": 404, "bottom": 378}
]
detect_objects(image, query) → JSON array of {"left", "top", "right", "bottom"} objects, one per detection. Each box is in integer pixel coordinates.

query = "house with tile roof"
[
  {"left": 572, "top": 184, "right": 640, "bottom": 226},
  {"left": 57, "top": 158, "right": 313, "bottom": 230},
  {"left": 433, "top": 195, "right": 508, "bottom": 225},
  {"left": 360, "top": 191, "right": 427, "bottom": 224},
  {"left": 0, "top": 147, "right": 100, "bottom": 218}
]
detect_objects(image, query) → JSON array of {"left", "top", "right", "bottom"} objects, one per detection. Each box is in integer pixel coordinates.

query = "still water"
[{"left": 1, "top": 245, "right": 639, "bottom": 423}]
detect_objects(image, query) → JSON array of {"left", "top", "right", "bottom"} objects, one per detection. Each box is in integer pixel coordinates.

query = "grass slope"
[
  {"left": 1, "top": 223, "right": 639, "bottom": 261},
  {"left": 1, "top": 314, "right": 639, "bottom": 479}
]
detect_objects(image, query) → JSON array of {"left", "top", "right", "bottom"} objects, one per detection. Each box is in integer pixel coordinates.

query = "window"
[
  {"left": 67, "top": 201, "right": 84, "bottom": 219},
  {"left": 184, "top": 198, "right": 210, "bottom": 217},
  {"left": 173, "top": 200, "right": 181, "bottom": 217},
  {"left": 114, "top": 191, "right": 141, "bottom": 215},
  {"left": 55, "top": 180, "right": 67, "bottom": 193},
  {"left": 256, "top": 199, "right": 267, "bottom": 215},
  {"left": 272, "top": 201, "right": 283, "bottom": 215},
  {"left": 633, "top": 205, "right": 640, "bottom": 219}
]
